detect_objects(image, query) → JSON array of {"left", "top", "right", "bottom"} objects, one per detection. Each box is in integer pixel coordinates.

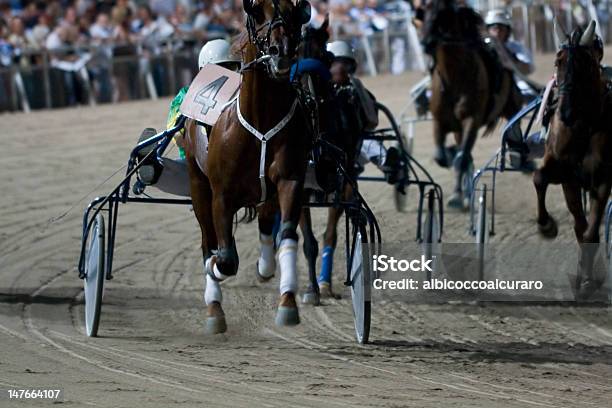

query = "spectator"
[
  {"left": 8, "top": 16, "right": 27, "bottom": 51},
  {"left": 21, "top": 2, "right": 40, "bottom": 29},
  {"left": 111, "top": 4, "right": 137, "bottom": 102},
  {"left": 29, "top": 13, "right": 51, "bottom": 49},
  {"left": 90, "top": 12, "right": 113, "bottom": 102},
  {"left": 150, "top": 0, "right": 177, "bottom": 18},
  {"left": 90, "top": 12, "right": 113, "bottom": 41},
  {"left": 170, "top": 4, "right": 194, "bottom": 37}
]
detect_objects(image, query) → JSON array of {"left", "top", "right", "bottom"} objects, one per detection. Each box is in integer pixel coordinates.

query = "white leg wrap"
[
  {"left": 204, "top": 273, "right": 223, "bottom": 305},
  {"left": 204, "top": 258, "right": 223, "bottom": 305},
  {"left": 277, "top": 238, "right": 298, "bottom": 295},
  {"left": 258, "top": 233, "right": 276, "bottom": 278}
]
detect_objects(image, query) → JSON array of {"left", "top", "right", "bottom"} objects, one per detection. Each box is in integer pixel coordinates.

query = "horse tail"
[
  {"left": 483, "top": 117, "right": 501, "bottom": 137},
  {"left": 483, "top": 71, "right": 521, "bottom": 137},
  {"left": 236, "top": 206, "right": 257, "bottom": 224}
]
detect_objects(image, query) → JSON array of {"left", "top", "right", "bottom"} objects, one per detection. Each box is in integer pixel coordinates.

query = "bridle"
[{"left": 242, "top": 0, "right": 302, "bottom": 75}]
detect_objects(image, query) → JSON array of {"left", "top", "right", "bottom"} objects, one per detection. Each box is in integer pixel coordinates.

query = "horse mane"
[
  {"left": 558, "top": 26, "right": 603, "bottom": 127},
  {"left": 231, "top": 30, "right": 251, "bottom": 55}
]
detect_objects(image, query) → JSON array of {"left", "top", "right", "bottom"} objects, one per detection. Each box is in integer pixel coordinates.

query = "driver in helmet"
[
  {"left": 484, "top": 9, "right": 537, "bottom": 100},
  {"left": 167, "top": 39, "right": 241, "bottom": 159},
  {"left": 326, "top": 40, "right": 401, "bottom": 183},
  {"left": 136, "top": 39, "right": 241, "bottom": 186}
]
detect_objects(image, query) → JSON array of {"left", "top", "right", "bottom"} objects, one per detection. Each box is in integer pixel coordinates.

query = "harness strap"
[{"left": 236, "top": 96, "right": 298, "bottom": 203}]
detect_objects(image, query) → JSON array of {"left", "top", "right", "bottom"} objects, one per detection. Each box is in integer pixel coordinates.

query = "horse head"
[
  {"left": 299, "top": 15, "right": 329, "bottom": 61},
  {"left": 243, "top": 0, "right": 312, "bottom": 78},
  {"left": 553, "top": 19, "right": 602, "bottom": 127},
  {"left": 420, "top": 0, "right": 482, "bottom": 54}
]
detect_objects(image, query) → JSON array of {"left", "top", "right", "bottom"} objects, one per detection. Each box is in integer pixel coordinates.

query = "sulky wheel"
[
  {"left": 475, "top": 185, "right": 489, "bottom": 281},
  {"left": 461, "top": 160, "right": 475, "bottom": 210},
  {"left": 349, "top": 222, "right": 371, "bottom": 344},
  {"left": 84, "top": 213, "right": 106, "bottom": 337},
  {"left": 422, "top": 189, "right": 441, "bottom": 281}
]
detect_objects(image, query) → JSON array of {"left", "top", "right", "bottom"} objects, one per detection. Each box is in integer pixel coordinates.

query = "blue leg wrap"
[{"left": 318, "top": 246, "right": 334, "bottom": 284}]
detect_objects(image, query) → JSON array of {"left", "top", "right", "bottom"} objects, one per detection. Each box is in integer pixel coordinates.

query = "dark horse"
[
  {"left": 296, "top": 24, "right": 366, "bottom": 302},
  {"left": 255, "top": 21, "right": 364, "bottom": 304},
  {"left": 534, "top": 20, "right": 612, "bottom": 300},
  {"left": 182, "top": 0, "right": 312, "bottom": 333},
  {"left": 421, "top": 0, "right": 522, "bottom": 208}
]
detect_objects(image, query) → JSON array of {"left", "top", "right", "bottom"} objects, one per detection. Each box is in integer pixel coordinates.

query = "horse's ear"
[
  {"left": 244, "top": 0, "right": 264, "bottom": 23},
  {"left": 295, "top": 0, "right": 311, "bottom": 25},
  {"left": 580, "top": 20, "right": 596, "bottom": 46},
  {"left": 553, "top": 17, "right": 568, "bottom": 49},
  {"left": 320, "top": 14, "right": 329, "bottom": 31},
  {"left": 243, "top": 0, "right": 253, "bottom": 14}
]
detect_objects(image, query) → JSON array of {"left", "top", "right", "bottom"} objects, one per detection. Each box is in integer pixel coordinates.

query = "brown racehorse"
[
  {"left": 421, "top": 0, "right": 522, "bottom": 208},
  {"left": 182, "top": 0, "right": 312, "bottom": 333},
  {"left": 534, "top": 20, "right": 612, "bottom": 300}
]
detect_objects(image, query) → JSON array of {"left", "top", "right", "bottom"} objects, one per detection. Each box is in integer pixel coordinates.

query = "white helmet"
[
  {"left": 326, "top": 41, "right": 355, "bottom": 62},
  {"left": 198, "top": 39, "right": 240, "bottom": 69},
  {"left": 485, "top": 9, "right": 512, "bottom": 28}
]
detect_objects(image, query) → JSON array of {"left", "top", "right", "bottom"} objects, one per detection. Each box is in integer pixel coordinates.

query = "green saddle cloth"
[{"left": 167, "top": 86, "right": 189, "bottom": 159}]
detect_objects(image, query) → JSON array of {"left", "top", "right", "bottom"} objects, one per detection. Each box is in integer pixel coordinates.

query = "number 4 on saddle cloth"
[
  {"left": 180, "top": 64, "right": 241, "bottom": 125},
  {"left": 134, "top": 65, "right": 241, "bottom": 194}
]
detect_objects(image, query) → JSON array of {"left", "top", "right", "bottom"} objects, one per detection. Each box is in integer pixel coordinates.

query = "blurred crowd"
[
  {"left": 0, "top": 0, "right": 403, "bottom": 62},
  {"left": 1, "top": 0, "right": 611, "bottom": 111},
  {"left": 0, "top": 0, "right": 409, "bottom": 110}
]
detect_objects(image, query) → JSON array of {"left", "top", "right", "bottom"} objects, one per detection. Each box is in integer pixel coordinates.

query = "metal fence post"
[
  {"left": 167, "top": 45, "right": 176, "bottom": 94},
  {"left": 360, "top": 35, "right": 377, "bottom": 76},
  {"left": 8, "top": 66, "right": 17, "bottom": 111},
  {"left": 42, "top": 52, "right": 52, "bottom": 109},
  {"left": 13, "top": 70, "right": 31, "bottom": 113}
]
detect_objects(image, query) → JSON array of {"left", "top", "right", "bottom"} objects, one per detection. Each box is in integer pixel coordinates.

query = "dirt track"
[{"left": 1, "top": 50, "right": 612, "bottom": 407}]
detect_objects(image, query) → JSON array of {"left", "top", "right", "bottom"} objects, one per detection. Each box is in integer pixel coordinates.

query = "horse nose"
[{"left": 269, "top": 45, "right": 280, "bottom": 57}]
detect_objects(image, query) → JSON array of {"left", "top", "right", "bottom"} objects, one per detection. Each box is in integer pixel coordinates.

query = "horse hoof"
[
  {"left": 276, "top": 293, "right": 300, "bottom": 326},
  {"left": 205, "top": 316, "right": 227, "bottom": 334},
  {"left": 447, "top": 193, "right": 464, "bottom": 210},
  {"left": 319, "top": 282, "right": 341, "bottom": 299},
  {"left": 255, "top": 260, "right": 275, "bottom": 283},
  {"left": 434, "top": 154, "right": 450, "bottom": 168},
  {"left": 576, "top": 279, "right": 604, "bottom": 301},
  {"left": 537, "top": 217, "right": 558, "bottom": 239},
  {"left": 205, "top": 302, "right": 227, "bottom": 334},
  {"left": 301, "top": 290, "right": 320, "bottom": 306}
]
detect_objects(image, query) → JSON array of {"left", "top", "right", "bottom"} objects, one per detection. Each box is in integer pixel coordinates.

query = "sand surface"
[{"left": 1, "top": 50, "right": 612, "bottom": 407}]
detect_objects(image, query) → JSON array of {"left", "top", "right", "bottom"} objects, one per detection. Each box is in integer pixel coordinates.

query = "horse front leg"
[
  {"left": 203, "top": 189, "right": 239, "bottom": 334},
  {"left": 561, "top": 181, "right": 587, "bottom": 243},
  {"left": 533, "top": 156, "right": 560, "bottom": 238},
  {"left": 275, "top": 178, "right": 303, "bottom": 326},
  {"left": 448, "top": 119, "right": 476, "bottom": 210},
  {"left": 432, "top": 120, "right": 450, "bottom": 168},
  {"left": 255, "top": 201, "right": 278, "bottom": 283},
  {"left": 186, "top": 158, "right": 225, "bottom": 334},
  {"left": 300, "top": 207, "right": 320, "bottom": 305},
  {"left": 576, "top": 183, "right": 612, "bottom": 300}
]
